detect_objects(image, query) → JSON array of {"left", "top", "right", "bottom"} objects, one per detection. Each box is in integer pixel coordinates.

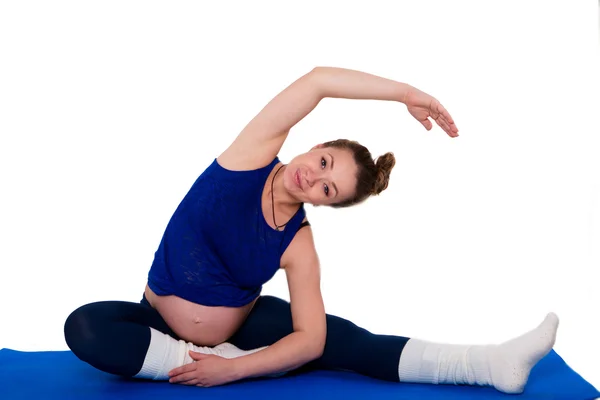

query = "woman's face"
[{"left": 283, "top": 145, "right": 358, "bottom": 206}]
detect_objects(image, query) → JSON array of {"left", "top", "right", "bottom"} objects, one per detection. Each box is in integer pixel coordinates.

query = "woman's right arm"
[
  {"left": 311, "top": 67, "right": 458, "bottom": 136},
  {"left": 218, "top": 66, "right": 457, "bottom": 171},
  {"left": 218, "top": 66, "right": 414, "bottom": 172}
]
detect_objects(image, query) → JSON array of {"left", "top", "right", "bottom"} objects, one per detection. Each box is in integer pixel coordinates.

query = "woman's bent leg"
[
  {"left": 64, "top": 296, "right": 269, "bottom": 379},
  {"left": 64, "top": 299, "right": 179, "bottom": 377}
]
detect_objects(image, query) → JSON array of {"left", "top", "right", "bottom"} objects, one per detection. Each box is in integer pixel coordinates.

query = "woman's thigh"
[{"left": 228, "top": 295, "right": 408, "bottom": 381}]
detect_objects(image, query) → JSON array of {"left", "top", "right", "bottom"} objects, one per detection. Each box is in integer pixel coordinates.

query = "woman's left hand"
[
  {"left": 403, "top": 86, "right": 459, "bottom": 137},
  {"left": 168, "top": 351, "right": 238, "bottom": 387}
]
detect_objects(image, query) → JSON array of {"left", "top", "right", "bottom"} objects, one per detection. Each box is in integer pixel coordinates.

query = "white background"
[{"left": 1, "top": 0, "right": 598, "bottom": 392}]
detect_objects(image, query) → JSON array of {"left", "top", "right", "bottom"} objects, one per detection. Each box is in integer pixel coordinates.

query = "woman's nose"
[{"left": 306, "top": 170, "right": 325, "bottom": 187}]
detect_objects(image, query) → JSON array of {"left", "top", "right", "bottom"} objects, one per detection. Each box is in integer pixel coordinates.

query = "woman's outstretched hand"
[{"left": 403, "top": 86, "right": 459, "bottom": 137}]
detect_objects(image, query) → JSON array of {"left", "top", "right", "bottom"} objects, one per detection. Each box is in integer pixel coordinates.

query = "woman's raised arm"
[
  {"left": 313, "top": 66, "right": 458, "bottom": 136},
  {"left": 218, "top": 67, "right": 458, "bottom": 171}
]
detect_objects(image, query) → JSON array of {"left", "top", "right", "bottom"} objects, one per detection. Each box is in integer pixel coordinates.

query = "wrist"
[
  {"left": 398, "top": 83, "right": 415, "bottom": 104},
  {"left": 229, "top": 357, "right": 247, "bottom": 381}
]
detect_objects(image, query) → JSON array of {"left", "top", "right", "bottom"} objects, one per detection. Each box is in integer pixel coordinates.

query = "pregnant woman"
[{"left": 65, "top": 66, "right": 558, "bottom": 394}]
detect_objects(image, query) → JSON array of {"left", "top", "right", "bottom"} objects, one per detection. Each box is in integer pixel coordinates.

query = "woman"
[{"left": 64, "top": 66, "right": 558, "bottom": 394}]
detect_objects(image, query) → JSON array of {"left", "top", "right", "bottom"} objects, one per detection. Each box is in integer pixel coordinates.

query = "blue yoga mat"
[{"left": 0, "top": 348, "right": 597, "bottom": 399}]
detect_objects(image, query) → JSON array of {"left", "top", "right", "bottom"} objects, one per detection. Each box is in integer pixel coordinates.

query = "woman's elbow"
[
  {"left": 313, "top": 344, "right": 325, "bottom": 359},
  {"left": 309, "top": 332, "right": 326, "bottom": 359}
]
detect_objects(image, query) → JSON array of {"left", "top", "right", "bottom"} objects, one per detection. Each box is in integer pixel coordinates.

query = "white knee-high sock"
[
  {"left": 134, "top": 327, "right": 267, "bottom": 380},
  {"left": 397, "top": 312, "right": 559, "bottom": 394}
]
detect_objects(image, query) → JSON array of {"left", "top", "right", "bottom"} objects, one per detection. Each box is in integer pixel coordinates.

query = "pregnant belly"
[{"left": 144, "top": 284, "right": 257, "bottom": 346}]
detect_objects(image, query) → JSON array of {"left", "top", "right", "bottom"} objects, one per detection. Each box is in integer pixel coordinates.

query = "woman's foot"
[{"left": 490, "top": 312, "right": 559, "bottom": 393}]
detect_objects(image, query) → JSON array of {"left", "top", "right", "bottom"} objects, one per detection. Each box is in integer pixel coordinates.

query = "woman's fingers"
[
  {"left": 170, "top": 371, "right": 199, "bottom": 385},
  {"left": 169, "top": 363, "right": 196, "bottom": 378},
  {"left": 434, "top": 113, "right": 458, "bottom": 136},
  {"left": 429, "top": 100, "right": 458, "bottom": 134},
  {"left": 421, "top": 118, "right": 433, "bottom": 131},
  {"left": 438, "top": 104, "right": 455, "bottom": 125},
  {"left": 435, "top": 115, "right": 454, "bottom": 136},
  {"left": 409, "top": 100, "right": 459, "bottom": 136},
  {"left": 436, "top": 103, "right": 458, "bottom": 134}
]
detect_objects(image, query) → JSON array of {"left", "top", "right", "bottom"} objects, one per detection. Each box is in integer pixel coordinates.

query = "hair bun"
[{"left": 372, "top": 152, "right": 395, "bottom": 195}]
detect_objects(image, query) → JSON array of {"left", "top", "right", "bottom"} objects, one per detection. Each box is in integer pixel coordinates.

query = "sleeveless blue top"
[{"left": 147, "top": 157, "right": 306, "bottom": 307}]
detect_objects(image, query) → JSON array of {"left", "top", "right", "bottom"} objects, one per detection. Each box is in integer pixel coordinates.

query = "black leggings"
[{"left": 64, "top": 294, "right": 409, "bottom": 382}]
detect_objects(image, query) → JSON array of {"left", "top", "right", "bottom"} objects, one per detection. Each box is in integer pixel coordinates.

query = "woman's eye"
[
  {"left": 324, "top": 184, "right": 329, "bottom": 196},
  {"left": 321, "top": 157, "right": 327, "bottom": 169}
]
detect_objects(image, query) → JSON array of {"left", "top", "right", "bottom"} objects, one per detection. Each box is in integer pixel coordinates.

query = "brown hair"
[{"left": 322, "top": 139, "right": 396, "bottom": 208}]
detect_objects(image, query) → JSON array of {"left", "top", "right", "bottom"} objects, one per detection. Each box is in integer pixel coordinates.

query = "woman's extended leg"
[
  {"left": 228, "top": 295, "right": 559, "bottom": 394},
  {"left": 229, "top": 295, "right": 409, "bottom": 382}
]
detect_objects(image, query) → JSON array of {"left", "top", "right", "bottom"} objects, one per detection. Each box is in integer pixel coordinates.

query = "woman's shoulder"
[
  {"left": 280, "top": 217, "right": 317, "bottom": 270},
  {"left": 211, "top": 155, "right": 280, "bottom": 175},
  {"left": 216, "top": 147, "right": 281, "bottom": 172}
]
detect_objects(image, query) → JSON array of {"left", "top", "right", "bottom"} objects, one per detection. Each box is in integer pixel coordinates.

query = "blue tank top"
[{"left": 147, "top": 157, "right": 306, "bottom": 307}]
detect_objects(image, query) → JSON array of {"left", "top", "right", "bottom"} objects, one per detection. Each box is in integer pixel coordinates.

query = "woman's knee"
[{"left": 64, "top": 302, "right": 107, "bottom": 358}]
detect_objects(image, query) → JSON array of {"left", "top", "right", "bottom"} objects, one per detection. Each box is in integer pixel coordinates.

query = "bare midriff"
[{"left": 144, "top": 284, "right": 258, "bottom": 346}]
